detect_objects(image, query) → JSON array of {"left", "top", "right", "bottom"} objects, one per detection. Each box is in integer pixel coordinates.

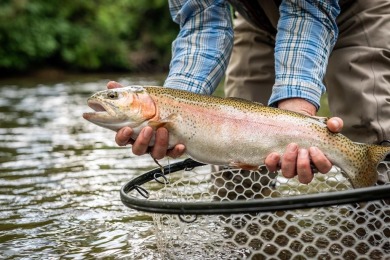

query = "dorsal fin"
[
  {"left": 226, "top": 97, "right": 264, "bottom": 106},
  {"left": 310, "top": 116, "right": 329, "bottom": 125}
]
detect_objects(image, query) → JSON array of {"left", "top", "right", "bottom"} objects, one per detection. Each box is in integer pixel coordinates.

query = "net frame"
[
  {"left": 120, "top": 158, "right": 390, "bottom": 259},
  {"left": 120, "top": 158, "right": 390, "bottom": 215}
]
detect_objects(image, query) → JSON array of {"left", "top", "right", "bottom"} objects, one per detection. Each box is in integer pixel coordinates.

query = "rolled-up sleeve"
[
  {"left": 164, "top": 0, "right": 233, "bottom": 95},
  {"left": 268, "top": 0, "right": 340, "bottom": 109}
]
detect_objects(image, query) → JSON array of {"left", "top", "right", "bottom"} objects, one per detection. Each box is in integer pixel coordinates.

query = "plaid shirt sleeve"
[
  {"left": 164, "top": 0, "right": 233, "bottom": 95},
  {"left": 268, "top": 0, "right": 340, "bottom": 109}
]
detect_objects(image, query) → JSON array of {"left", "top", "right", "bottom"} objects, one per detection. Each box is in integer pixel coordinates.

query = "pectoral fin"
[
  {"left": 148, "top": 121, "right": 169, "bottom": 129},
  {"left": 148, "top": 114, "right": 180, "bottom": 130}
]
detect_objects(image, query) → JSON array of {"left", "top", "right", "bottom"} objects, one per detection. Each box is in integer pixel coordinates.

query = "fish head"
[{"left": 83, "top": 85, "right": 156, "bottom": 131}]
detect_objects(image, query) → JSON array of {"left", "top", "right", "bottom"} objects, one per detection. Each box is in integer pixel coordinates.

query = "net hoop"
[{"left": 120, "top": 158, "right": 390, "bottom": 215}]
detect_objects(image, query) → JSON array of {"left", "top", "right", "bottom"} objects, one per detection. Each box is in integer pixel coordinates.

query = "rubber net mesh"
[{"left": 135, "top": 162, "right": 390, "bottom": 259}]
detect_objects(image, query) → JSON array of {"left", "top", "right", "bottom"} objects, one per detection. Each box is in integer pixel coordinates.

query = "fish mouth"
[
  {"left": 82, "top": 100, "right": 110, "bottom": 120},
  {"left": 83, "top": 99, "right": 131, "bottom": 131},
  {"left": 88, "top": 100, "right": 107, "bottom": 113}
]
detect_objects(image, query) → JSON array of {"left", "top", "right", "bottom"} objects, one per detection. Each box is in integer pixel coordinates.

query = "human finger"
[
  {"left": 281, "top": 143, "right": 298, "bottom": 178},
  {"left": 107, "top": 81, "right": 124, "bottom": 89},
  {"left": 132, "top": 127, "right": 153, "bottom": 155},
  {"left": 150, "top": 128, "right": 169, "bottom": 160},
  {"left": 264, "top": 152, "right": 281, "bottom": 172},
  {"left": 309, "top": 147, "right": 332, "bottom": 174},
  {"left": 296, "top": 148, "right": 313, "bottom": 184},
  {"left": 327, "top": 117, "right": 343, "bottom": 133},
  {"left": 115, "top": 127, "right": 133, "bottom": 146},
  {"left": 166, "top": 144, "right": 186, "bottom": 159}
]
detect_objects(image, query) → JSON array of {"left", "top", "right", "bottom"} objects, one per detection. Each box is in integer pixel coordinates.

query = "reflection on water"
[{"left": 0, "top": 74, "right": 165, "bottom": 259}]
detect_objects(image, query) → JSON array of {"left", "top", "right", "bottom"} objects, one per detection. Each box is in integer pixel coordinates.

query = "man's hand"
[
  {"left": 107, "top": 81, "right": 186, "bottom": 159},
  {"left": 264, "top": 98, "right": 344, "bottom": 184}
]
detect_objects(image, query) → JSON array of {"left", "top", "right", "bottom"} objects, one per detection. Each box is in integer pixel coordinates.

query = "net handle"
[{"left": 120, "top": 159, "right": 390, "bottom": 215}]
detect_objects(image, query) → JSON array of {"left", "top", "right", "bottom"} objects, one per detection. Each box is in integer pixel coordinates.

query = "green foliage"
[{"left": 0, "top": 0, "right": 178, "bottom": 72}]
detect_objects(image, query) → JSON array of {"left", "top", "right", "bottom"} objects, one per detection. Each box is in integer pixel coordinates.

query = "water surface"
[{"left": 0, "top": 74, "right": 165, "bottom": 259}]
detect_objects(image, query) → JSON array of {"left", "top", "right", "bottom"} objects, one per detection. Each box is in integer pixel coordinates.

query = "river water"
[
  {"left": 0, "top": 74, "right": 167, "bottom": 259},
  {"left": 1, "top": 74, "right": 390, "bottom": 260}
]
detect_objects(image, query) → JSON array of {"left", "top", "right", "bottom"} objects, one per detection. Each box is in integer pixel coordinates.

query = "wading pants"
[{"left": 225, "top": 0, "right": 390, "bottom": 145}]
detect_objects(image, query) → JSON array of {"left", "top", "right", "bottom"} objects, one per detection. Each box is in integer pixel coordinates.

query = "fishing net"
[{"left": 121, "top": 159, "right": 390, "bottom": 259}]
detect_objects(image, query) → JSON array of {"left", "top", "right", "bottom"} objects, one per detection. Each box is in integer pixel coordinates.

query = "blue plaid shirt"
[{"left": 165, "top": 0, "right": 340, "bottom": 109}]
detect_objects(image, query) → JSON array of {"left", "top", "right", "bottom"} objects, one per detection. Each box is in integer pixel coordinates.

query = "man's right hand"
[{"left": 265, "top": 97, "right": 344, "bottom": 184}]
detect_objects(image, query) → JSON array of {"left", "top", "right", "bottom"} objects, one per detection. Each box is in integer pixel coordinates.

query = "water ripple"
[{"left": 0, "top": 75, "right": 162, "bottom": 259}]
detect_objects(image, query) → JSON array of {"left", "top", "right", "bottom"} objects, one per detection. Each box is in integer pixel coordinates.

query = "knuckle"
[
  {"left": 155, "top": 132, "right": 168, "bottom": 147},
  {"left": 283, "top": 155, "right": 296, "bottom": 164},
  {"left": 137, "top": 137, "right": 151, "bottom": 147},
  {"left": 155, "top": 137, "right": 168, "bottom": 148},
  {"left": 297, "top": 160, "right": 309, "bottom": 170}
]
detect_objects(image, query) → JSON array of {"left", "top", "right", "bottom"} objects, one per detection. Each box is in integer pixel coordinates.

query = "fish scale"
[{"left": 83, "top": 85, "right": 390, "bottom": 188}]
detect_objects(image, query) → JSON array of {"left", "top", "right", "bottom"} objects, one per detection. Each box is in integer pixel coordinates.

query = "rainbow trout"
[{"left": 83, "top": 85, "right": 390, "bottom": 188}]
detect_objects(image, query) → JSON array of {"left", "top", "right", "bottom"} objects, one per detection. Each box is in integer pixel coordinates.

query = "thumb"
[
  {"left": 107, "top": 81, "right": 124, "bottom": 89},
  {"left": 327, "top": 117, "right": 343, "bottom": 133}
]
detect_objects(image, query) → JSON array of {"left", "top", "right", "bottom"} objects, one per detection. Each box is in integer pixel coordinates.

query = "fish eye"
[{"left": 107, "top": 91, "right": 118, "bottom": 99}]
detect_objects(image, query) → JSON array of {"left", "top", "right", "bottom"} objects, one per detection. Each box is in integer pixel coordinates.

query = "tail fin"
[{"left": 353, "top": 144, "right": 390, "bottom": 188}]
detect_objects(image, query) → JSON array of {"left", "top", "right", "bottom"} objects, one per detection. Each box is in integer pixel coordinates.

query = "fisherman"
[{"left": 113, "top": 0, "right": 390, "bottom": 184}]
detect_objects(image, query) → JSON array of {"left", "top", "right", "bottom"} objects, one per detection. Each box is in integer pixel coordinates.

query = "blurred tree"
[{"left": 0, "top": 0, "right": 178, "bottom": 73}]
